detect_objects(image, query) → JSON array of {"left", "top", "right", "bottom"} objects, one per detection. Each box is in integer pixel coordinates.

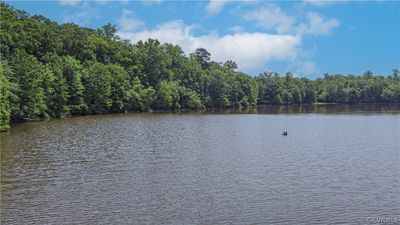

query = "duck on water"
[{"left": 282, "top": 131, "right": 288, "bottom": 136}]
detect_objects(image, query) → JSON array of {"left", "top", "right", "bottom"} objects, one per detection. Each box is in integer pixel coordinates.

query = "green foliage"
[
  {"left": 82, "top": 62, "right": 112, "bottom": 114},
  {"left": 61, "top": 56, "right": 87, "bottom": 114},
  {"left": 108, "top": 63, "right": 130, "bottom": 112},
  {"left": 42, "top": 53, "right": 70, "bottom": 117},
  {"left": 208, "top": 72, "right": 231, "bottom": 108},
  {"left": 192, "top": 48, "right": 211, "bottom": 69},
  {"left": 0, "top": 61, "right": 11, "bottom": 131},
  {"left": 223, "top": 60, "right": 238, "bottom": 71},
  {"left": 127, "top": 77, "right": 155, "bottom": 111},
  {"left": 136, "top": 39, "right": 173, "bottom": 87},
  {"left": 178, "top": 86, "right": 204, "bottom": 109},
  {"left": 9, "top": 50, "right": 48, "bottom": 121},
  {"left": 0, "top": 3, "right": 398, "bottom": 131},
  {"left": 256, "top": 71, "right": 399, "bottom": 105},
  {"left": 154, "top": 80, "right": 181, "bottom": 109},
  {"left": 382, "top": 70, "right": 400, "bottom": 103}
]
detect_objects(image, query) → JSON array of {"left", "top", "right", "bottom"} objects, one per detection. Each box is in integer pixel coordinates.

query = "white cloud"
[
  {"left": 243, "top": 5, "right": 295, "bottom": 33},
  {"left": 304, "top": 0, "right": 347, "bottom": 7},
  {"left": 229, "top": 25, "right": 244, "bottom": 33},
  {"left": 95, "top": 0, "right": 114, "bottom": 5},
  {"left": 62, "top": 2, "right": 100, "bottom": 25},
  {"left": 205, "top": 0, "right": 229, "bottom": 15},
  {"left": 294, "top": 61, "right": 317, "bottom": 76},
  {"left": 118, "top": 20, "right": 301, "bottom": 74},
  {"left": 59, "top": 0, "right": 129, "bottom": 6},
  {"left": 118, "top": 9, "right": 144, "bottom": 32},
  {"left": 142, "top": 0, "right": 163, "bottom": 6},
  {"left": 242, "top": 5, "right": 339, "bottom": 36},
  {"left": 59, "top": 0, "right": 80, "bottom": 6},
  {"left": 57, "top": 0, "right": 338, "bottom": 76},
  {"left": 296, "top": 12, "right": 339, "bottom": 35}
]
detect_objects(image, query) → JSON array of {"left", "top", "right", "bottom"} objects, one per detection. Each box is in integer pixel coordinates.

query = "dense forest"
[{"left": 0, "top": 3, "right": 399, "bottom": 131}]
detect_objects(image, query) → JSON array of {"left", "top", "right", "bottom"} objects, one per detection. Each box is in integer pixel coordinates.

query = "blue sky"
[{"left": 5, "top": 0, "right": 400, "bottom": 78}]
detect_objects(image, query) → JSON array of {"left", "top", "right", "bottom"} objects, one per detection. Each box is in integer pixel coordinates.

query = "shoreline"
[{"left": 3, "top": 103, "right": 400, "bottom": 132}]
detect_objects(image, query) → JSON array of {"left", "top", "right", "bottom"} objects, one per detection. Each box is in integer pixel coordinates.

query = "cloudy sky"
[{"left": 6, "top": 0, "right": 400, "bottom": 78}]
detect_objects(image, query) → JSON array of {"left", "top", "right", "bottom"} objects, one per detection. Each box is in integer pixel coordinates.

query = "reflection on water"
[
  {"left": 1, "top": 104, "right": 400, "bottom": 224},
  {"left": 207, "top": 103, "right": 400, "bottom": 114}
]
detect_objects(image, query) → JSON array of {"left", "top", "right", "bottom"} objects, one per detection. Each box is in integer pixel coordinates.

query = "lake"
[{"left": 1, "top": 104, "right": 399, "bottom": 224}]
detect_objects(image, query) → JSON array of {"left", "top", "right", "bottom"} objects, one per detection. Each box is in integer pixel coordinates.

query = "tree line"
[{"left": 0, "top": 3, "right": 399, "bottom": 131}]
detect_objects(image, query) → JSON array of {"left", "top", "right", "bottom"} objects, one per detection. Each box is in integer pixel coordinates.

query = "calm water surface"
[{"left": 1, "top": 105, "right": 400, "bottom": 224}]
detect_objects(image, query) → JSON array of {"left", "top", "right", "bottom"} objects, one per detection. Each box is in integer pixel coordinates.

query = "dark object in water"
[{"left": 282, "top": 131, "right": 288, "bottom": 136}]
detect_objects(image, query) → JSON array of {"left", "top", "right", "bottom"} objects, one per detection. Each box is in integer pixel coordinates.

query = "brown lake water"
[{"left": 1, "top": 104, "right": 400, "bottom": 224}]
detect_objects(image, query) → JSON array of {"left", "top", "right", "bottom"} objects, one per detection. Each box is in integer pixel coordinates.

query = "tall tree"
[
  {"left": 9, "top": 50, "right": 48, "bottom": 121},
  {"left": 62, "top": 56, "right": 87, "bottom": 114},
  {"left": 137, "top": 39, "right": 173, "bottom": 87},
  {"left": 192, "top": 48, "right": 211, "bottom": 69},
  {"left": 0, "top": 61, "right": 12, "bottom": 130},
  {"left": 42, "top": 53, "right": 70, "bottom": 117},
  {"left": 0, "top": 3, "right": 399, "bottom": 131},
  {"left": 107, "top": 63, "right": 130, "bottom": 112},
  {"left": 82, "top": 62, "right": 112, "bottom": 114}
]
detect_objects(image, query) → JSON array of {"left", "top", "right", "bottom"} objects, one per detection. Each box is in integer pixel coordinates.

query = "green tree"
[
  {"left": 1, "top": 3, "right": 399, "bottom": 131},
  {"left": 154, "top": 80, "right": 180, "bottom": 109},
  {"left": 98, "top": 23, "right": 118, "bottom": 41},
  {"left": 127, "top": 77, "right": 156, "bottom": 111},
  {"left": 9, "top": 50, "right": 48, "bottom": 121},
  {"left": 62, "top": 56, "right": 87, "bottom": 114},
  {"left": 192, "top": 48, "right": 211, "bottom": 69},
  {"left": 42, "top": 53, "right": 70, "bottom": 117},
  {"left": 223, "top": 60, "right": 238, "bottom": 71},
  {"left": 137, "top": 39, "right": 173, "bottom": 87},
  {"left": 82, "top": 62, "right": 112, "bottom": 114},
  {"left": 178, "top": 86, "right": 204, "bottom": 109},
  {"left": 107, "top": 64, "right": 130, "bottom": 112},
  {"left": 208, "top": 74, "right": 230, "bottom": 108},
  {"left": 0, "top": 62, "right": 11, "bottom": 131}
]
